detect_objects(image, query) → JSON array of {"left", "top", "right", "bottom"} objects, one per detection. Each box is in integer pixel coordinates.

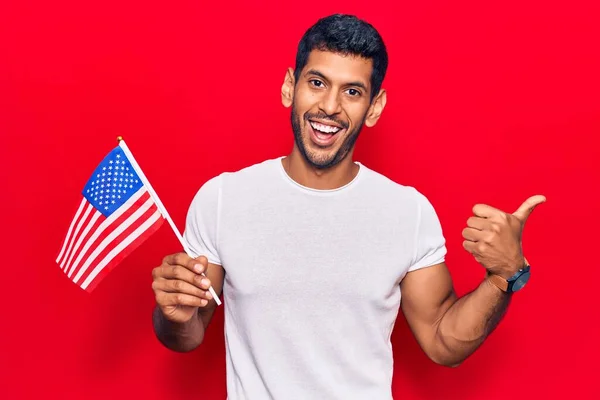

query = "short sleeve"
[
  {"left": 408, "top": 191, "right": 447, "bottom": 272},
  {"left": 183, "top": 175, "right": 222, "bottom": 266}
]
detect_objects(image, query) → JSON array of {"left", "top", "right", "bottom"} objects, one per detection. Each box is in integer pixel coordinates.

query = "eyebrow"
[{"left": 305, "top": 69, "right": 368, "bottom": 92}]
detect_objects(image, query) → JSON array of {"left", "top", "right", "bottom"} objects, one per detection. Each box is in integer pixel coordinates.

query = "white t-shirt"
[{"left": 183, "top": 157, "right": 447, "bottom": 400}]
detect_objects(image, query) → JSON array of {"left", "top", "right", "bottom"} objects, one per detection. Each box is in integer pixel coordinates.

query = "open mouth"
[{"left": 308, "top": 120, "right": 345, "bottom": 146}]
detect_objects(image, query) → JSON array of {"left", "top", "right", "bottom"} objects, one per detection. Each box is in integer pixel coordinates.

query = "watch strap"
[
  {"left": 486, "top": 260, "right": 531, "bottom": 293},
  {"left": 487, "top": 273, "right": 509, "bottom": 292}
]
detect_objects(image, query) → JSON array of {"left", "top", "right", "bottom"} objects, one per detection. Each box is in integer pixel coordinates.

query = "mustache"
[{"left": 303, "top": 112, "right": 349, "bottom": 130}]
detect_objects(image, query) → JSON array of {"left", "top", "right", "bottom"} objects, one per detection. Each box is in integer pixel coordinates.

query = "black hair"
[{"left": 294, "top": 14, "right": 388, "bottom": 101}]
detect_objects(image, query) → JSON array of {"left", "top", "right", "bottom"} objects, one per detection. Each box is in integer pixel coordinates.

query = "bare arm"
[
  {"left": 152, "top": 253, "right": 225, "bottom": 352},
  {"left": 400, "top": 194, "right": 545, "bottom": 366},
  {"left": 400, "top": 263, "right": 510, "bottom": 367}
]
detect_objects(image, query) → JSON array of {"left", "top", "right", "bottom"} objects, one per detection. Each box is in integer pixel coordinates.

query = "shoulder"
[
  {"left": 220, "top": 157, "right": 281, "bottom": 183},
  {"left": 193, "top": 157, "right": 281, "bottom": 198},
  {"left": 359, "top": 163, "right": 434, "bottom": 209}
]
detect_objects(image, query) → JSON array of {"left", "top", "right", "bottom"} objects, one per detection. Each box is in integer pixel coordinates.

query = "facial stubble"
[{"left": 290, "top": 100, "right": 366, "bottom": 170}]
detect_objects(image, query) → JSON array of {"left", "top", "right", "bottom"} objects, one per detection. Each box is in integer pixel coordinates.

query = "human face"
[{"left": 288, "top": 50, "right": 376, "bottom": 169}]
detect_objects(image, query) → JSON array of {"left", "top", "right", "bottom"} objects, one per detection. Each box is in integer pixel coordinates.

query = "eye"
[
  {"left": 346, "top": 88, "right": 361, "bottom": 97},
  {"left": 309, "top": 79, "right": 325, "bottom": 88}
]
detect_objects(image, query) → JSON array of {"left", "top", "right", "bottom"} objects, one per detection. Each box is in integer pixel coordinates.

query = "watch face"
[{"left": 512, "top": 272, "right": 530, "bottom": 292}]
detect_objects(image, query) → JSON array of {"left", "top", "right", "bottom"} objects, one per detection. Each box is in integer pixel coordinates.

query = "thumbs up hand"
[{"left": 462, "top": 195, "right": 546, "bottom": 279}]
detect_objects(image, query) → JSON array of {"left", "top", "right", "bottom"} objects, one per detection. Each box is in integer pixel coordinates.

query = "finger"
[
  {"left": 512, "top": 195, "right": 546, "bottom": 222},
  {"left": 462, "top": 227, "right": 483, "bottom": 242},
  {"left": 186, "top": 256, "right": 209, "bottom": 275},
  {"left": 462, "top": 240, "right": 479, "bottom": 254},
  {"left": 161, "top": 252, "right": 210, "bottom": 275},
  {"left": 153, "top": 278, "right": 213, "bottom": 300},
  {"left": 155, "top": 264, "right": 207, "bottom": 289},
  {"left": 156, "top": 291, "right": 206, "bottom": 308},
  {"left": 466, "top": 216, "right": 490, "bottom": 231},
  {"left": 163, "top": 252, "right": 193, "bottom": 268},
  {"left": 472, "top": 203, "right": 503, "bottom": 219}
]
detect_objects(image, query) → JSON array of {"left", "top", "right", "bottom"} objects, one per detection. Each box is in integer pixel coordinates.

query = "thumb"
[{"left": 512, "top": 195, "right": 547, "bottom": 222}]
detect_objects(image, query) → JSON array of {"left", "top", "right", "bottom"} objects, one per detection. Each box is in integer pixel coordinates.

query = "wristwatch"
[{"left": 487, "top": 264, "right": 531, "bottom": 293}]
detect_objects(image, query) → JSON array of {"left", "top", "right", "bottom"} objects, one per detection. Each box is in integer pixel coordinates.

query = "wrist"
[
  {"left": 485, "top": 263, "right": 531, "bottom": 293},
  {"left": 156, "top": 306, "right": 200, "bottom": 332},
  {"left": 485, "top": 274, "right": 511, "bottom": 294},
  {"left": 153, "top": 307, "right": 204, "bottom": 350},
  {"left": 490, "top": 258, "right": 528, "bottom": 280}
]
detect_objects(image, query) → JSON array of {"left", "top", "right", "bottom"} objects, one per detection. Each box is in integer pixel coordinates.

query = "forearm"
[
  {"left": 434, "top": 278, "right": 511, "bottom": 366},
  {"left": 152, "top": 306, "right": 206, "bottom": 352}
]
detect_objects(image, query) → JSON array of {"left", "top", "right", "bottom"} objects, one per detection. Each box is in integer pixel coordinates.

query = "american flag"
[{"left": 56, "top": 144, "right": 164, "bottom": 292}]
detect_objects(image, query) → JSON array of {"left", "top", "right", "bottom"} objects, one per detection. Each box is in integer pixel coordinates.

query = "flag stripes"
[{"left": 56, "top": 186, "right": 164, "bottom": 291}]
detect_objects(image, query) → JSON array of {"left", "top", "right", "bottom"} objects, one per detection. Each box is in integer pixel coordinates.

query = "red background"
[{"left": 1, "top": 1, "right": 598, "bottom": 399}]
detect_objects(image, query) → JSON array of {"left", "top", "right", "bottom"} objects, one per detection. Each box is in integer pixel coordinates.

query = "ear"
[
  {"left": 364, "top": 89, "right": 387, "bottom": 128},
  {"left": 281, "top": 68, "right": 295, "bottom": 108}
]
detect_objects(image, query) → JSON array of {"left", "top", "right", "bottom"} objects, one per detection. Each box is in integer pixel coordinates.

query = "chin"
[
  {"left": 304, "top": 145, "right": 345, "bottom": 169},
  {"left": 291, "top": 111, "right": 356, "bottom": 170},
  {"left": 308, "top": 155, "right": 337, "bottom": 169}
]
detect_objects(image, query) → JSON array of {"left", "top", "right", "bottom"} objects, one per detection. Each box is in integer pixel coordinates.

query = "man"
[{"left": 151, "top": 14, "right": 545, "bottom": 399}]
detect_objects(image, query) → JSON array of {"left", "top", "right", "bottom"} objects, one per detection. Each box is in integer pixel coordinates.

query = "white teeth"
[{"left": 310, "top": 121, "right": 341, "bottom": 134}]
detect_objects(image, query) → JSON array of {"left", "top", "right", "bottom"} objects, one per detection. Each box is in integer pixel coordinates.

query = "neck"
[{"left": 281, "top": 146, "right": 359, "bottom": 190}]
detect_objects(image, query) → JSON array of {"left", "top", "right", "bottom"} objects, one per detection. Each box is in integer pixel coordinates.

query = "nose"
[{"left": 318, "top": 89, "right": 342, "bottom": 116}]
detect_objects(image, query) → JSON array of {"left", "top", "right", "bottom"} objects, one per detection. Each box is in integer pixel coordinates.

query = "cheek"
[
  {"left": 345, "top": 103, "right": 370, "bottom": 127},
  {"left": 294, "top": 88, "right": 320, "bottom": 114}
]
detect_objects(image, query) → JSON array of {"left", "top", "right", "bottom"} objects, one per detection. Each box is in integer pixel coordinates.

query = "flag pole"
[{"left": 116, "top": 136, "right": 222, "bottom": 306}]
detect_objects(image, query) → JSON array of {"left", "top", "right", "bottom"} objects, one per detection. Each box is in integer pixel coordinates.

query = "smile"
[
  {"left": 309, "top": 121, "right": 342, "bottom": 134},
  {"left": 307, "top": 120, "right": 346, "bottom": 147}
]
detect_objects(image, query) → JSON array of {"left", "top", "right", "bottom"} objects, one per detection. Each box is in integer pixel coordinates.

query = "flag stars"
[{"left": 84, "top": 151, "right": 142, "bottom": 213}]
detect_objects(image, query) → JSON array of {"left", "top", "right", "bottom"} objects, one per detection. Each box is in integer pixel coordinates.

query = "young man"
[{"left": 151, "top": 14, "right": 545, "bottom": 399}]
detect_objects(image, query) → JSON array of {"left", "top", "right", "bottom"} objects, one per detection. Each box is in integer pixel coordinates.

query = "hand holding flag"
[{"left": 55, "top": 138, "right": 221, "bottom": 305}]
